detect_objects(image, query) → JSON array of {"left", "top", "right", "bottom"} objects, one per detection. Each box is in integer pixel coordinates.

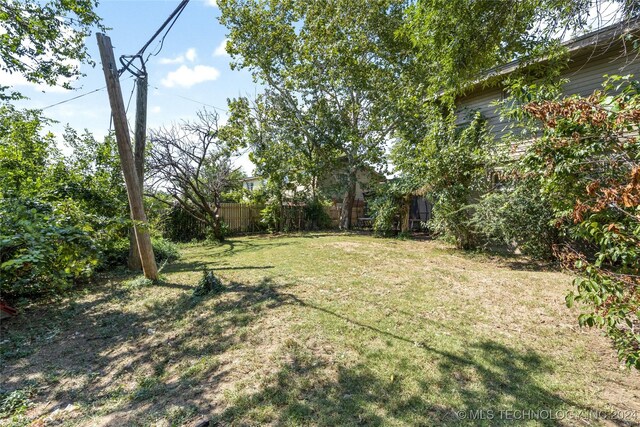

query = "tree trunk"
[
  {"left": 211, "top": 202, "right": 224, "bottom": 241},
  {"left": 127, "top": 228, "right": 142, "bottom": 270},
  {"left": 339, "top": 171, "right": 357, "bottom": 230},
  {"left": 400, "top": 195, "right": 412, "bottom": 233}
]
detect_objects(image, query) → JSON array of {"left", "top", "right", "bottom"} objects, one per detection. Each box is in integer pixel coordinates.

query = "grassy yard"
[{"left": 1, "top": 233, "right": 639, "bottom": 426}]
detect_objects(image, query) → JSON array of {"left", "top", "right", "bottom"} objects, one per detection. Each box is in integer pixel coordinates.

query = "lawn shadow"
[
  {"left": 1, "top": 274, "right": 630, "bottom": 426},
  {"left": 0, "top": 277, "right": 292, "bottom": 424},
  {"left": 209, "top": 291, "right": 626, "bottom": 426},
  {"left": 434, "top": 245, "right": 560, "bottom": 273}
]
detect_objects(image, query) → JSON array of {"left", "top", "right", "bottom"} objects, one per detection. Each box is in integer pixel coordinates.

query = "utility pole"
[
  {"left": 96, "top": 33, "right": 158, "bottom": 280},
  {"left": 128, "top": 74, "right": 148, "bottom": 271}
]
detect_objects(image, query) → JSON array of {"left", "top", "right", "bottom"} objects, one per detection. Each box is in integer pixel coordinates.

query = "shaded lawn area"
[{"left": 1, "top": 233, "right": 639, "bottom": 426}]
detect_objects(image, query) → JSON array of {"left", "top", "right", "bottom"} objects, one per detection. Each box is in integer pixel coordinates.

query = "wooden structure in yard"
[{"left": 219, "top": 203, "right": 264, "bottom": 232}]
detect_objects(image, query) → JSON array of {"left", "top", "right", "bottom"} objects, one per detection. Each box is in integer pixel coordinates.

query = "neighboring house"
[
  {"left": 242, "top": 176, "right": 266, "bottom": 193},
  {"left": 455, "top": 18, "right": 640, "bottom": 140}
]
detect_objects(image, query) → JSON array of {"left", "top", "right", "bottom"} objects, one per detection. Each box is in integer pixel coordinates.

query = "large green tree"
[
  {"left": 218, "top": 0, "right": 417, "bottom": 229},
  {"left": 404, "top": 0, "right": 640, "bottom": 98}
]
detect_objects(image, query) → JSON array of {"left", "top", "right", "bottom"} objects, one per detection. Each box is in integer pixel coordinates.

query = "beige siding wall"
[{"left": 456, "top": 49, "right": 640, "bottom": 140}]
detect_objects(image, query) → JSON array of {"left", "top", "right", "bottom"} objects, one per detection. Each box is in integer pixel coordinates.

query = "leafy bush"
[
  {"left": 303, "top": 199, "right": 332, "bottom": 230},
  {"left": 0, "top": 198, "right": 98, "bottom": 300},
  {"left": 261, "top": 198, "right": 332, "bottom": 233},
  {"left": 193, "top": 270, "right": 225, "bottom": 296},
  {"left": 516, "top": 75, "right": 640, "bottom": 368},
  {"left": 472, "top": 178, "right": 559, "bottom": 259},
  {"left": 371, "top": 193, "right": 400, "bottom": 236},
  {"left": 99, "top": 236, "right": 180, "bottom": 269},
  {"left": 260, "top": 200, "right": 281, "bottom": 233},
  {"left": 392, "top": 110, "right": 498, "bottom": 248}
]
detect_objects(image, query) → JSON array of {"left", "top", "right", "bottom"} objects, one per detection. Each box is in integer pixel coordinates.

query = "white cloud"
[
  {"left": 0, "top": 68, "right": 77, "bottom": 94},
  {"left": 158, "top": 48, "right": 198, "bottom": 65},
  {"left": 158, "top": 55, "right": 185, "bottom": 65},
  {"left": 185, "top": 48, "right": 198, "bottom": 62},
  {"left": 213, "top": 39, "right": 229, "bottom": 57},
  {"left": 151, "top": 106, "right": 162, "bottom": 113},
  {"left": 161, "top": 65, "right": 220, "bottom": 88},
  {"left": 204, "top": 0, "right": 217, "bottom": 7}
]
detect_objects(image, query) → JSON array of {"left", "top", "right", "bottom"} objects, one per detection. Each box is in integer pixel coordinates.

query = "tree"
[
  {"left": 223, "top": 91, "right": 337, "bottom": 211},
  {"left": 218, "top": 0, "right": 417, "bottom": 229},
  {"left": 148, "top": 110, "right": 241, "bottom": 241},
  {"left": 392, "top": 110, "right": 499, "bottom": 248},
  {"left": 0, "top": 0, "right": 103, "bottom": 99},
  {"left": 403, "top": 0, "right": 640, "bottom": 99},
  {"left": 0, "top": 105, "right": 57, "bottom": 197}
]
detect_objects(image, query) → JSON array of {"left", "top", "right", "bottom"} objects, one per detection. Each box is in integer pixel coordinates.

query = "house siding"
[{"left": 455, "top": 46, "right": 640, "bottom": 141}]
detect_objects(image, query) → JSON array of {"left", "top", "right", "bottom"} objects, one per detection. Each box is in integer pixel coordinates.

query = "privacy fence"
[{"left": 163, "top": 201, "right": 366, "bottom": 242}]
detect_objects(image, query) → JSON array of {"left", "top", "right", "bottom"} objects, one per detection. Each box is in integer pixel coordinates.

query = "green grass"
[{"left": 1, "top": 233, "right": 639, "bottom": 426}]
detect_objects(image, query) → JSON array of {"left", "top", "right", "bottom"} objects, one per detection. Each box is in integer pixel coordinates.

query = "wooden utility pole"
[
  {"left": 96, "top": 33, "right": 158, "bottom": 280},
  {"left": 128, "top": 74, "right": 148, "bottom": 271}
]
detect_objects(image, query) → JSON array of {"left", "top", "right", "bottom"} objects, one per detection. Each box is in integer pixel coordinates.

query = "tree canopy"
[{"left": 0, "top": 0, "right": 103, "bottom": 99}]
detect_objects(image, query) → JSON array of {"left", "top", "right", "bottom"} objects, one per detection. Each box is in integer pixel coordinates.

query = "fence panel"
[{"left": 219, "top": 203, "right": 264, "bottom": 233}]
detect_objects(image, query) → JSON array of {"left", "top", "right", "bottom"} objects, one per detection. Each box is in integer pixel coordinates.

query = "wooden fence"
[
  {"left": 164, "top": 200, "right": 367, "bottom": 241},
  {"left": 219, "top": 203, "right": 264, "bottom": 233}
]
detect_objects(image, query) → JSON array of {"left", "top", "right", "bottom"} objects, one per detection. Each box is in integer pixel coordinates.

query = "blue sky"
[{"left": 11, "top": 0, "right": 258, "bottom": 173}]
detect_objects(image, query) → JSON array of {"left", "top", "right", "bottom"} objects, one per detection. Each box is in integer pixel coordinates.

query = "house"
[
  {"left": 455, "top": 17, "right": 640, "bottom": 140},
  {"left": 241, "top": 176, "right": 266, "bottom": 193}
]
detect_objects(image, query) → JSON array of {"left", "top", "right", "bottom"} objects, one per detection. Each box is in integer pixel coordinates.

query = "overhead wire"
[
  {"left": 40, "top": 86, "right": 106, "bottom": 111},
  {"left": 148, "top": 82, "right": 229, "bottom": 112},
  {"left": 118, "top": 0, "right": 190, "bottom": 78}
]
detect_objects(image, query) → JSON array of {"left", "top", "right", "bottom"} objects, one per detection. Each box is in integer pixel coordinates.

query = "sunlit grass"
[{"left": 1, "top": 233, "right": 638, "bottom": 426}]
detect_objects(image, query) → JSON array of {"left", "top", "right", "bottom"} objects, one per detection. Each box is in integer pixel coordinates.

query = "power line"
[
  {"left": 170, "top": 93, "right": 229, "bottom": 113},
  {"left": 38, "top": 74, "right": 135, "bottom": 111},
  {"left": 119, "top": 0, "right": 190, "bottom": 77},
  {"left": 148, "top": 83, "right": 228, "bottom": 112},
  {"left": 40, "top": 86, "right": 106, "bottom": 111}
]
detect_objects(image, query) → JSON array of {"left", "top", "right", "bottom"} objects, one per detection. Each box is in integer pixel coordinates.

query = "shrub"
[
  {"left": 516, "top": 75, "right": 640, "bottom": 368},
  {"left": 0, "top": 198, "right": 98, "bottom": 300},
  {"left": 472, "top": 178, "right": 559, "bottom": 259},
  {"left": 99, "top": 236, "right": 180, "bottom": 269},
  {"left": 303, "top": 199, "right": 332, "bottom": 230},
  {"left": 261, "top": 198, "right": 332, "bottom": 233},
  {"left": 193, "top": 270, "right": 225, "bottom": 296},
  {"left": 371, "top": 194, "right": 400, "bottom": 237},
  {"left": 392, "top": 110, "right": 499, "bottom": 249}
]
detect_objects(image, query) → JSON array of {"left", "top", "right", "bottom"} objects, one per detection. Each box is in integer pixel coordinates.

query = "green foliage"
[
  {"left": 472, "top": 178, "right": 559, "bottom": 259},
  {"left": 371, "top": 195, "right": 400, "bottom": 237},
  {"left": 163, "top": 205, "right": 208, "bottom": 242},
  {"left": 303, "top": 199, "right": 332, "bottom": 230},
  {"left": 0, "top": 0, "right": 103, "bottom": 99},
  {"left": 369, "top": 179, "right": 416, "bottom": 237},
  {"left": 0, "top": 105, "right": 57, "bottom": 197},
  {"left": 402, "top": 0, "right": 634, "bottom": 98},
  {"left": 516, "top": 75, "right": 640, "bottom": 368},
  {"left": 260, "top": 200, "right": 282, "bottom": 233},
  {"left": 99, "top": 237, "right": 180, "bottom": 270},
  {"left": 193, "top": 270, "right": 225, "bottom": 296},
  {"left": 0, "top": 198, "right": 98, "bottom": 300},
  {"left": 393, "top": 111, "right": 498, "bottom": 249},
  {"left": 0, "top": 387, "right": 34, "bottom": 418},
  {"left": 123, "top": 275, "right": 154, "bottom": 290},
  {"left": 260, "top": 198, "right": 332, "bottom": 233},
  {"left": 219, "top": 0, "right": 415, "bottom": 228},
  {"left": 59, "top": 128, "right": 127, "bottom": 218}
]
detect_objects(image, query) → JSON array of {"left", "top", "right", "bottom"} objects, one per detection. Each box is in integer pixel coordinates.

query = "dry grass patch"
[{"left": 1, "top": 233, "right": 639, "bottom": 426}]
